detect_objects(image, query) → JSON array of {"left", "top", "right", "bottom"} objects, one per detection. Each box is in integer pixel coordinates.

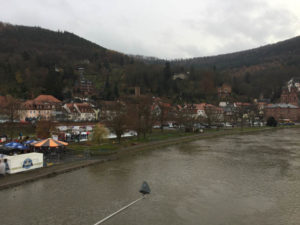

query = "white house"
[{"left": 63, "top": 103, "right": 97, "bottom": 121}]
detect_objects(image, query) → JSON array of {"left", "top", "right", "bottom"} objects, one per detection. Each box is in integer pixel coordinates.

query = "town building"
[
  {"left": 264, "top": 104, "right": 300, "bottom": 122},
  {"left": 280, "top": 86, "right": 299, "bottom": 106},
  {"left": 63, "top": 103, "right": 97, "bottom": 121},
  {"left": 220, "top": 103, "right": 236, "bottom": 123},
  {"left": 0, "top": 96, "right": 8, "bottom": 121},
  {"left": 74, "top": 67, "right": 95, "bottom": 97},
  {"left": 172, "top": 73, "right": 188, "bottom": 80},
  {"left": 19, "top": 95, "right": 62, "bottom": 121},
  {"left": 287, "top": 77, "right": 300, "bottom": 92},
  {"left": 217, "top": 83, "right": 232, "bottom": 99},
  {"left": 264, "top": 84, "right": 300, "bottom": 122},
  {"left": 191, "top": 103, "right": 207, "bottom": 118},
  {"left": 183, "top": 103, "right": 223, "bottom": 121},
  {"left": 77, "top": 79, "right": 95, "bottom": 96}
]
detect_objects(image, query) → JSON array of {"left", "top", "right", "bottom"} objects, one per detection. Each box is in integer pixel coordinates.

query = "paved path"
[{"left": 0, "top": 159, "right": 105, "bottom": 190}]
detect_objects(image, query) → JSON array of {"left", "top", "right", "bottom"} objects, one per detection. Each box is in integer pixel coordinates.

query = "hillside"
[
  {"left": 173, "top": 36, "right": 300, "bottom": 70},
  {"left": 1, "top": 22, "right": 300, "bottom": 103},
  {"left": 169, "top": 36, "right": 300, "bottom": 101},
  {"left": 0, "top": 22, "right": 134, "bottom": 100},
  {"left": 134, "top": 36, "right": 300, "bottom": 101}
]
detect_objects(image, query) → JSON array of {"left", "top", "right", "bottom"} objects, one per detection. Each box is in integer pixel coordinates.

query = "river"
[{"left": 0, "top": 128, "right": 300, "bottom": 225}]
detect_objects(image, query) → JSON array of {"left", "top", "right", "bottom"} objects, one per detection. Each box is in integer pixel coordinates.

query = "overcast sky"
[{"left": 1, "top": 0, "right": 300, "bottom": 59}]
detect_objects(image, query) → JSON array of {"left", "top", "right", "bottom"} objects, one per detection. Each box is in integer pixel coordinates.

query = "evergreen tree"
[
  {"left": 103, "top": 74, "right": 111, "bottom": 100},
  {"left": 163, "top": 62, "right": 172, "bottom": 94},
  {"left": 44, "top": 69, "right": 63, "bottom": 99},
  {"left": 114, "top": 83, "right": 119, "bottom": 99}
]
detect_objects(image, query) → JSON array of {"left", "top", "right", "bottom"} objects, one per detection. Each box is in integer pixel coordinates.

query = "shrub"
[
  {"left": 92, "top": 124, "right": 109, "bottom": 144},
  {"left": 266, "top": 117, "right": 277, "bottom": 127}
]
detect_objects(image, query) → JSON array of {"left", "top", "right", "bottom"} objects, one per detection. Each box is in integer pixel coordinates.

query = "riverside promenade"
[
  {"left": 0, "top": 159, "right": 106, "bottom": 190},
  {"left": 0, "top": 127, "right": 284, "bottom": 190}
]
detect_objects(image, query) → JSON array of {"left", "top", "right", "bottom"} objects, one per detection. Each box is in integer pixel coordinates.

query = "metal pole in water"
[
  {"left": 92, "top": 181, "right": 151, "bottom": 225},
  {"left": 93, "top": 196, "right": 145, "bottom": 225}
]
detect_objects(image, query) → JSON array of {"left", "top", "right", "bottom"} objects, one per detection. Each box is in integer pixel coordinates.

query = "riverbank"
[{"left": 0, "top": 126, "right": 298, "bottom": 190}]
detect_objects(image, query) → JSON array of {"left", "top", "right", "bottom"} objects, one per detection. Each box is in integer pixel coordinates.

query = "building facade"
[
  {"left": 19, "top": 95, "right": 62, "bottom": 121},
  {"left": 217, "top": 83, "right": 232, "bottom": 99},
  {"left": 280, "top": 86, "right": 298, "bottom": 106},
  {"left": 264, "top": 104, "right": 300, "bottom": 122},
  {"left": 63, "top": 103, "right": 97, "bottom": 121}
]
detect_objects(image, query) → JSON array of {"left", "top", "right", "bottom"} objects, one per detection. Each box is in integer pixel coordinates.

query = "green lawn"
[
  {"left": 68, "top": 129, "right": 195, "bottom": 155},
  {"left": 66, "top": 126, "right": 274, "bottom": 155}
]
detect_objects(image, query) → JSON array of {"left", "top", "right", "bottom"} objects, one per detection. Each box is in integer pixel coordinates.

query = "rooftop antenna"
[{"left": 93, "top": 181, "right": 151, "bottom": 225}]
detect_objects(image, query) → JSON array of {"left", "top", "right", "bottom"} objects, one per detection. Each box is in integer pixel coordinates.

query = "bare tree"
[
  {"left": 175, "top": 104, "right": 197, "bottom": 132},
  {"left": 0, "top": 95, "right": 20, "bottom": 140},
  {"left": 222, "top": 103, "right": 236, "bottom": 126},
  {"left": 156, "top": 100, "right": 171, "bottom": 132},
  {"left": 234, "top": 105, "right": 249, "bottom": 130},
  {"left": 248, "top": 104, "right": 259, "bottom": 126},
  {"left": 36, "top": 119, "right": 54, "bottom": 139},
  {"left": 204, "top": 104, "right": 223, "bottom": 127},
  {"left": 102, "top": 101, "right": 128, "bottom": 143},
  {"left": 126, "top": 95, "right": 154, "bottom": 139}
]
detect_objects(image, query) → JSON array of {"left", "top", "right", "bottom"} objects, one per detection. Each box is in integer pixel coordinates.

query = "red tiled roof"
[
  {"left": 235, "top": 102, "right": 251, "bottom": 106},
  {"left": 23, "top": 100, "right": 34, "bottom": 106},
  {"left": 193, "top": 103, "right": 206, "bottom": 110},
  {"left": 76, "top": 103, "right": 94, "bottom": 113},
  {"left": 65, "top": 103, "right": 78, "bottom": 113},
  {"left": 21, "top": 96, "right": 60, "bottom": 110},
  {"left": 34, "top": 95, "right": 61, "bottom": 103},
  {"left": 160, "top": 102, "right": 171, "bottom": 108},
  {"left": 191, "top": 103, "right": 216, "bottom": 110}
]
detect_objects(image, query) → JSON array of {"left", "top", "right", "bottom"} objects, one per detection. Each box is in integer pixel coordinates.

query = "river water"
[{"left": 1, "top": 129, "right": 300, "bottom": 225}]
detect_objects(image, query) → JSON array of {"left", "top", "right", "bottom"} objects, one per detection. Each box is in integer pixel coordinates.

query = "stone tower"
[{"left": 280, "top": 85, "right": 298, "bottom": 106}]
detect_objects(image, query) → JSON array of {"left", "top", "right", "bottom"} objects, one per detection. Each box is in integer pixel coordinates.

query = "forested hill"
[
  {"left": 1, "top": 22, "right": 300, "bottom": 103},
  {"left": 169, "top": 36, "right": 300, "bottom": 102},
  {"left": 134, "top": 36, "right": 300, "bottom": 102},
  {"left": 0, "top": 23, "right": 107, "bottom": 59},
  {"left": 172, "top": 36, "right": 300, "bottom": 71},
  {"left": 0, "top": 22, "right": 134, "bottom": 100}
]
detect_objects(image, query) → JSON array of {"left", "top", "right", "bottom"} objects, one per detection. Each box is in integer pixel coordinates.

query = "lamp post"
[{"left": 93, "top": 181, "right": 151, "bottom": 225}]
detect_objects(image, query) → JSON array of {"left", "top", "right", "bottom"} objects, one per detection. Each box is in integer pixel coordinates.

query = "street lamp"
[{"left": 93, "top": 181, "right": 151, "bottom": 225}]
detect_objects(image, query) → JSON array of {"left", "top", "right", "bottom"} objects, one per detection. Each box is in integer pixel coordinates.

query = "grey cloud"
[
  {"left": 0, "top": 0, "right": 300, "bottom": 58},
  {"left": 182, "top": 0, "right": 298, "bottom": 55}
]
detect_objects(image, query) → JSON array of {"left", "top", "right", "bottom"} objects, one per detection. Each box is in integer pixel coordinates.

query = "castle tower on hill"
[
  {"left": 74, "top": 67, "right": 95, "bottom": 97},
  {"left": 280, "top": 85, "right": 298, "bottom": 106}
]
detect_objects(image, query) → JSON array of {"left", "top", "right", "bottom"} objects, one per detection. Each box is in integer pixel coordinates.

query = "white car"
[{"left": 223, "top": 122, "right": 233, "bottom": 127}]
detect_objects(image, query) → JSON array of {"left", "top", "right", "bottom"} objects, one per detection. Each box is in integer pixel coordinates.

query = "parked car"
[
  {"left": 194, "top": 123, "right": 206, "bottom": 129},
  {"left": 253, "top": 121, "right": 264, "bottom": 127}
]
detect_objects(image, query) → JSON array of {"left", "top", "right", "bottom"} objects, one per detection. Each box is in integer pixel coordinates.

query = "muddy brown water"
[{"left": 0, "top": 129, "right": 300, "bottom": 225}]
